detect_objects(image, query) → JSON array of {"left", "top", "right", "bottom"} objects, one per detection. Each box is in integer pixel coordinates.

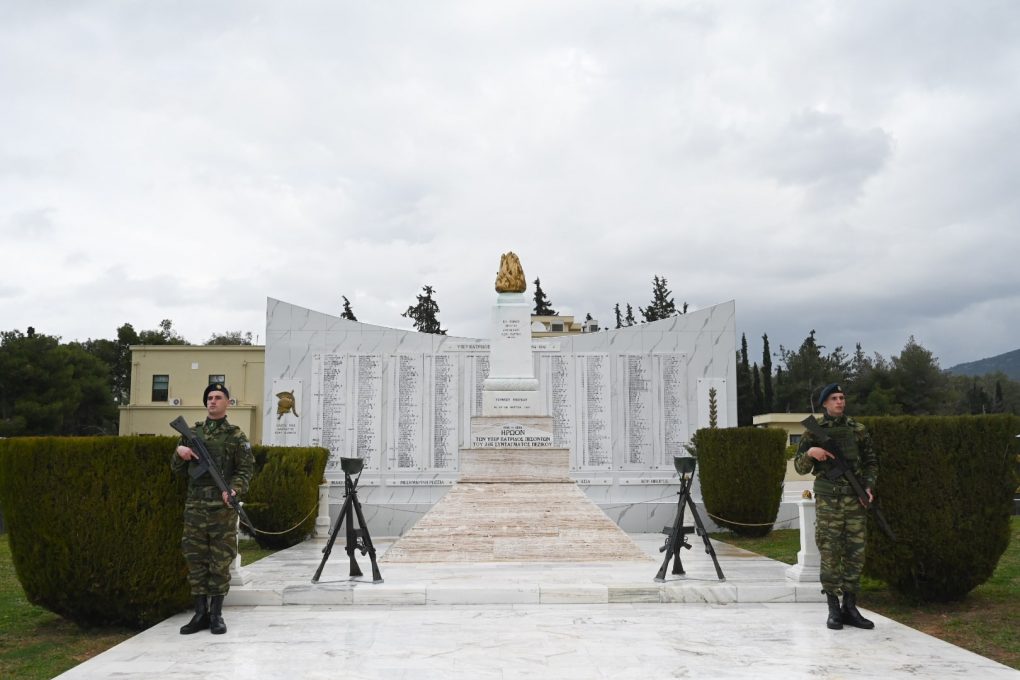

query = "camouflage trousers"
[
  {"left": 182, "top": 500, "right": 238, "bottom": 597},
  {"left": 814, "top": 494, "right": 868, "bottom": 596}
]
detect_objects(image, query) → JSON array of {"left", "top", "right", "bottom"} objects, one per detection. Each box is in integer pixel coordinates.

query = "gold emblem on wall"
[
  {"left": 494, "top": 251, "right": 527, "bottom": 293},
  {"left": 275, "top": 391, "right": 299, "bottom": 420}
]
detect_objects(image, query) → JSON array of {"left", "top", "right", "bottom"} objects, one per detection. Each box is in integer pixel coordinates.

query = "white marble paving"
[
  {"left": 54, "top": 533, "right": 1019, "bottom": 678},
  {"left": 221, "top": 533, "right": 822, "bottom": 608},
  {"left": 57, "top": 603, "right": 1018, "bottom": 679}
]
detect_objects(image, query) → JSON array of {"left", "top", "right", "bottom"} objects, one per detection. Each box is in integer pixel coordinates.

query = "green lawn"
[{"left": 714, "top": 516, "right": 1020, "bottom": 670}]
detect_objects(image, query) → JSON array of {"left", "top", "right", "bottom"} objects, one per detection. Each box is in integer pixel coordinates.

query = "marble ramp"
[{"left": 382, "top": 481, "right": 649, "bottom": 563}]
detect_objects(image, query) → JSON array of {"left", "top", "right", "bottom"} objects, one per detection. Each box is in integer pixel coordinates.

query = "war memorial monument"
[{"left": 263, "top": 254, "right": 737, "bottom": 539}]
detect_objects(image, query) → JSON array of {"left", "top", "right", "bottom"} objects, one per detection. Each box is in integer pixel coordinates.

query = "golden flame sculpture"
[{"left": 494, "top": 251, "right": 527, "bottom": 293}]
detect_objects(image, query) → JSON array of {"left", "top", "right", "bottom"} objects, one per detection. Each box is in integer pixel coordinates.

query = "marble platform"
[
  {"left": 381, "top": 482, "right": 649, "bottom": 563},
  {"left": 58, "top": 535, "right": 1020, "bottom": 679},
  {"left": 226, "top": 533, "right": 820, "bottom": 606}
]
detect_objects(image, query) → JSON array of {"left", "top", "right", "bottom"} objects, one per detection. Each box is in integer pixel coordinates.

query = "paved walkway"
[{"left": 56, "top": 535, "right": 1019, "bottom": 679}]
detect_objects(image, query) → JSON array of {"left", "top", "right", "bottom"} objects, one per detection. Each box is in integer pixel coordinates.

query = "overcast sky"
[{"left": 2, "top": 1, "right": 1018, "bottom": 368}]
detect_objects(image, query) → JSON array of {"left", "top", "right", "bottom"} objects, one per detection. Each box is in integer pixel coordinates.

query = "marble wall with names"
[{"left": 265, "top": 296, "right": 736, "bottom": 533}]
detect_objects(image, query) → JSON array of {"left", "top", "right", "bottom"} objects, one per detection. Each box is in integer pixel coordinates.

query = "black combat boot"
[
  {"left": 841, "top": 591, "right": 875, "bottom": 629},
  {"left": 825, "top": 592, "right": 843, "bottom": 630},
  {"left": 209, "top": 595, "right": 227, "bottom": 635},
  {"left": 179, "top": 596, "right": 209, "bottom": 635}
]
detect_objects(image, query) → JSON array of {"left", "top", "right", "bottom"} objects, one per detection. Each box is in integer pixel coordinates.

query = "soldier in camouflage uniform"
[
  {"left": 794, "top": 383, "right": 878, "bottom": 631},
  {"left": 171, "top": 382, "right": 253, "bottom": 635}
]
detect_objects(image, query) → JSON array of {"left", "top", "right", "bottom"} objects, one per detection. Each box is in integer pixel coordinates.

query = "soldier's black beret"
[
  {"left": 818, "top": 383, "right": 844, "bottom": 407},
  {"left": 203, "top": 382, "right": 230, "bottom": 405}
]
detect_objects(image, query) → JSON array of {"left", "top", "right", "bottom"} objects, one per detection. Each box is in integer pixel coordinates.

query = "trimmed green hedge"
[
  {"left": 0, "top": 436, "right": 189, "bottom": 628},
  {"left": 246, "top": 445, "right": 328, "bottom": 549},
  {"left": 695, "top": 427, "right": 788, "bottom": 537},
  {"left": 0, "top": 436, "right": 328, "bottom": 628},
  {"left": 859, "top": 415, "right": 1019, "bottom": 601}
]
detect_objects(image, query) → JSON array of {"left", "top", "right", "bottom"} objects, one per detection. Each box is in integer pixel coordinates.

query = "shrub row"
[
  {"left": 0, "top": 436, "right": 327, "bottom": 628},
  {"left": 694, "top": 427, "right": 788, "bottom": 537},
  {"left": 858, "top": 414, "right": 1019, "bottom": 601},
  {"left": 246, "top": 445, "right": 328, "bottom": 549}
]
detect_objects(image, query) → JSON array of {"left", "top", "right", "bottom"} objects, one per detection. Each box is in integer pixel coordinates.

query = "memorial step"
[{"left": 383, "top": 482, "right": 649, "bottom": 563}]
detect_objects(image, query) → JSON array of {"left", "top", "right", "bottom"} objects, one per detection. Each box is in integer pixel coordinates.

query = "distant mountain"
[{"left": 947, "top": 348, "right": 1020, "bottom": 380}]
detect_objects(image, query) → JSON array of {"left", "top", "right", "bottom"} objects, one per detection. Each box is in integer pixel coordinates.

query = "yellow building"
[
  {"left": 753, "top": 412, "right": 816, "bottom": 482},
  {"left": 752, "top": 412, "right": 815, "bottom": 447},
  {"left": 118, "top": 345, "right": 265, "bottom": 443},
  {"left": 530, "top": 314, "right": 600, "bottom": 337}
]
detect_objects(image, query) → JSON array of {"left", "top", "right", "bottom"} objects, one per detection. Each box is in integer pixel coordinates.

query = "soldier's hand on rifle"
[
  {"left": 861, "top": 488, "right": 874, "bottom": 507},
  {"left": 807, "top": 446, "right": 835, "bottom": 462},
  {"left": 222, "top": 489, "right": 237, "bottom": 507},
  {"left": 176, "top": 445, "right": 198, "bottom": 461}
]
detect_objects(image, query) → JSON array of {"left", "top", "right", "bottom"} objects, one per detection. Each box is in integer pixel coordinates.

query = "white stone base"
[{"left": 460, "top": 448, "right": 571, "bottom": 482}]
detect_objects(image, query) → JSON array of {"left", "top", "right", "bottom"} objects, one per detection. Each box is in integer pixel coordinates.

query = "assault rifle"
[
  {"left": 800, "top": 416, "right": 896, "bottom": 541},
  {"left": 312, "top": 456, "right": 383, "bottom": 584},
  {"left": 170, "top": 415, "right": 253, "bottom": 530},
  {"left": 655, "top": 455, "right": 725, "bottom": 582}
]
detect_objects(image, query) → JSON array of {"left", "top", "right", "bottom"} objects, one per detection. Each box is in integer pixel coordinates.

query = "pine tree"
[
  {"left": 624, "top": 304, "right": 636, "bottom": 327},
  {"left": 761, "top": 333, "right": 774, "bottom": 413},
  {"left": 614, "top": 304, "right": 623, "bottom": 329},
  {"left": 639, "top": 275, "right": 687, "bottom": 322},
  {"left": 532, "top": 278, "right": 557, "bottom": 316},
  {"left": 340, "top": 296, "right": 358, "bottom": 321},
  {"left": 402, "top": 285, "right": 447, "bottom": 335}
]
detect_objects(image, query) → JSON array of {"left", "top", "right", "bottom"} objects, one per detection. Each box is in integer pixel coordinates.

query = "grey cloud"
[
  {"left": 4, "top": 207, "right": 57, "bottom": 238},
  {"left": 760, "top": 110, "right": 893, "bottom": 206}
]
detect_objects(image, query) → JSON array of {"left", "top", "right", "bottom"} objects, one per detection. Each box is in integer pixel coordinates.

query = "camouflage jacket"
[
  {"left": 171, "top": 417, "right": 254, "bottom": 502},
  {"left": 794, "top": 414, "right": 878, "bottom": 497}
]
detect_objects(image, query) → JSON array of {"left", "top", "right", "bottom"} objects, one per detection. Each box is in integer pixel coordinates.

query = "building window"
[
  {"left": 152, "top": 375, "right": 169, "bottom": 402},
  {"left": 551, "top": 323, "right": 564, "bottom": 332},
  {"left": 789, "top": 434, "right": 802, "bottom": 445},
  {"left": 209, "top": 374, "right": 225, "bottom": 385}
]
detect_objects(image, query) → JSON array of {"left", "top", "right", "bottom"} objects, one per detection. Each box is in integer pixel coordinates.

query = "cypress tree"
[
  {"left": 752, "top": 362, "right": 764, "bottom": 416},
  {"left": 736, "top": 334, "right": 753, "bottom": 426},
  {"left": 762, "top": 333, "right": 774, "bottom": 413}
]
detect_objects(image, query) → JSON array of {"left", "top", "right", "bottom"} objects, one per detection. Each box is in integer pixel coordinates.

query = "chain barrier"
[{"left": 240, "top": 502, "right": 319, "bottom": 536}]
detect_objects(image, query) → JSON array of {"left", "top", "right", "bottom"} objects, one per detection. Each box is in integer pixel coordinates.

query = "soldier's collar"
[{"left": 204, "top": 417, "right": 228, "bottom": 429}]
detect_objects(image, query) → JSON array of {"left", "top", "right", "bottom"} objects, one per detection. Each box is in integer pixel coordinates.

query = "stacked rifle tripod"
[
  {"left": 655, "top": 455, "right": 725, "bottom": 583},
  {"left": 312, "top": 457, "right": 383, "bottom": 584}
]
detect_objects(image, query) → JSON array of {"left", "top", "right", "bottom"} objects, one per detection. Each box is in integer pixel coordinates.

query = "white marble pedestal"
[
  {"left": 231, "top": 515, "right": 252, "bottom": 586},
  {"left": 785, "top": 498, "right": 820, "bottom": 583}
]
